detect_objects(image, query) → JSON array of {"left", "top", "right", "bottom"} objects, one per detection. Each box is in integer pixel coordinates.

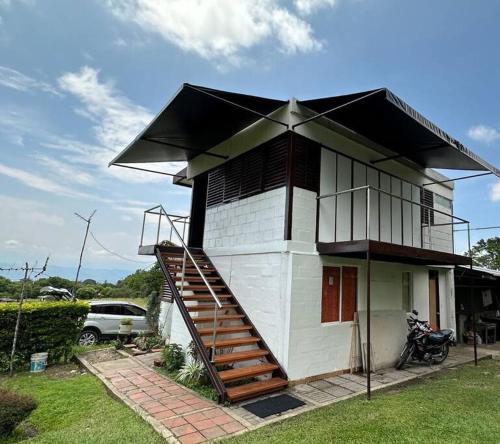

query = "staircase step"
[
  {"left": 187, "top": 304, "right": 238, "bottom": 312},
  {"left": 174, "top": 276, "right": 220, "bottom": 282},
  {"left": 213, "top": 349, "right": 268, "bottom": 365},
  {"left": 219, "top": 363, "right": 279, "bottom": 382},
  {"left": 177, "top": 285, "right": 226, "bottom": 291},
  {"left": 171, "top": 268, "right": 216, "bottom": 274},
  {"left": 197, "top": 325, "right": 252, "bottom": 336},
  {"left": 203, "top": 336, "right": 260, "bottom": 348},
  {"left": 182, "top": 294, "right": 232, "bottom": 301},
  {"left": 226, "top": 377, "right": 288, "bottom": 402},
  {"left": 192, "top": 314, "right": 245, "bottom": 323}
]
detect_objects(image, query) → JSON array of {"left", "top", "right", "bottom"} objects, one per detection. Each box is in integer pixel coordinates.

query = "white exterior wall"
[
  {"left": 203, "top": 187, "right": 286, "bottom": 249},
  {"left": 286, "top": 254, "right": 456, "bottom": 380}
]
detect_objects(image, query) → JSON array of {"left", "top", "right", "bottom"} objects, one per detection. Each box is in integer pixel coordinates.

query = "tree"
[
  {"left": 76, "top": 285, "right": 98, "bottom": 300},
  {"left": 116, "top": 263, "right": 163, "bottom": 297},
  {"left": 467, "top": 237, "right": 500, "bottom": 270}
]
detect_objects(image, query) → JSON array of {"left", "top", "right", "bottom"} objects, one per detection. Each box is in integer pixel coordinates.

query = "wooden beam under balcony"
[{"left": 317, "top": 240, "right": 472, "bottom": 266}]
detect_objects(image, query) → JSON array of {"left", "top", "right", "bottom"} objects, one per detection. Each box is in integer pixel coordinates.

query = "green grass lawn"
[
  {"left": 0, "top": 365, "right": 164, "bottom": 444},
  {"left": 224, "top": 359, "right": 500, "bottom": 444}
]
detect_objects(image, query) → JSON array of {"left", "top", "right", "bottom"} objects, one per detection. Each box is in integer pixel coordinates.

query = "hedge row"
[{"left": 0, "top": 301, "right": 89, "bottom": 369}]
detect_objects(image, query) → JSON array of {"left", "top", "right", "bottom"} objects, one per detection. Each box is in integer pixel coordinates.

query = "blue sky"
[{"left": 0, "top": 0, "right": 499, "bottom": 280}]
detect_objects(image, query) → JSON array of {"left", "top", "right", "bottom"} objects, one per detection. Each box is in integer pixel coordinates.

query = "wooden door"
[
  {"left": 341, "top": 267, "right": 357, "bottom": 322},
  {"left": 428, "top": 271, "right": 440, "bottom": 330},
  {"left": 322, "top": 267, "right": 340, "bottom": 322}
]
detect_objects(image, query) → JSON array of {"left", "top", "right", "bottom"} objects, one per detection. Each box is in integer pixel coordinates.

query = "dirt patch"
[
  {"left": 19, "top": 422, "right": 38, "bottom": 438},
  {"left": 45, "top": 363, "right": 86, "bottom": 379},
  {"left": 82, "top": 348, "right": 126, "bottom": 364}
]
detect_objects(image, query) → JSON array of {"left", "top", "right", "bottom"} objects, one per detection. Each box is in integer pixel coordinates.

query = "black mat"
[{"left": 242, "top": 394, "right": 305, "bottom": 418}]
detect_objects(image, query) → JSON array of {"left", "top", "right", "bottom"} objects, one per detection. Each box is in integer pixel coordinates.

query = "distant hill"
[{"left": 0, "top": 263, "right": 149, "bottom": 284}]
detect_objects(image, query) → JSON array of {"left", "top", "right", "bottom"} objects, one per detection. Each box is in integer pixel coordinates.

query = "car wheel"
[{"left": 78, "top": 329, "right": 99, "bottom": 346}]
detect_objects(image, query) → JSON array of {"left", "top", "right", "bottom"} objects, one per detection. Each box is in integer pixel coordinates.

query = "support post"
[
  {"left": 472, "top": 305, "right": 478, "bottom": 366},
  {"left": 467, "top": 222, "right": 477, "bottom": 365},
  {"left": 9, "top": 264, "right": 29, "bottom": 377},
  {"left": 366, "top": 249, "right": 371, "bottom": 400}
]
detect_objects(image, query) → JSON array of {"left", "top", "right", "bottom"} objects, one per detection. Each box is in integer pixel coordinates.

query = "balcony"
[{"left": 316, "top": 186, "right": 472, "bottom": 266}]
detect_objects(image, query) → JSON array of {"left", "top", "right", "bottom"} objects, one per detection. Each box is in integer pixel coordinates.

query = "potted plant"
[{"left": 119, "top": 318, "right": 133, "bottom": 335}]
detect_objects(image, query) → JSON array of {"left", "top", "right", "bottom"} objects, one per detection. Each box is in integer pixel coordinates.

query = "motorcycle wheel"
[
  {"left": 432, "top": 343, "right": 450, "bottom": 364},
  {"left": 395, "top": 344, "right": 412, "bottom": 370}
]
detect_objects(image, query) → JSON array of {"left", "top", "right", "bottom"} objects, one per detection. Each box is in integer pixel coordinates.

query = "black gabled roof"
[
  {"left": 299, "top": 88, "right": 500, "bottom": 177},
  {"left": 110, "top": 83, "right": 500, "bottom": 179},
  {"left": 110, "top": 83, "right": 287, "bottom": 165}
]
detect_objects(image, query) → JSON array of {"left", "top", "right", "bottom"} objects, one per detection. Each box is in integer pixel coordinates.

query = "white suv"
[{"left": 78, "top": 301, "right": 151, "bottom": 346}]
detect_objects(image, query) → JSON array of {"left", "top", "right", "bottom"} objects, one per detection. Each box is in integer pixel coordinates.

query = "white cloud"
[
  {"left": 491, "top": 182, "right": 500, "bottom": 202},
  {"left": 4, "top": 239, "right": 21, "bottom": 248},
  {"left": 58, "top": 66, "right": 152, "bottom": 152},
  {"left": 57, "top": 66, "right": 186, "bottom": 183},
  {"left": 104, "top": 0, "right": 323, "bottom": 67},
  {"left": 33, "top": 154, "right": 96, "bottom": 186},
  {"left": 0, "top": 66, "right": 61, "bottom": 96},
  {"left": 0, "top": 162, "right": 93, "bottom": 199},
  {"left": 294, "top": 0, "right": 336, "bottom": 15},
  {"left": 467, "top": 124, "right": 500, "bottom": 144},
  {"left": 0, "top": 195, "right": 65, "bottom": 228}
]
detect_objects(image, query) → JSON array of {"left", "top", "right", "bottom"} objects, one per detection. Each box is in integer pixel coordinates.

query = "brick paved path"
[{"left": 89, "top": 356, "right": 246, "bottom": 444}]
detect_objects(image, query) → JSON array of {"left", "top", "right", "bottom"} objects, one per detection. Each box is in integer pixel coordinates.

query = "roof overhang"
[
  {"left": 298, "top": 88, "right": 500, "bottom": 178},
  {"left": 109, "top": 83, "right": 287, "bottom": 165}
]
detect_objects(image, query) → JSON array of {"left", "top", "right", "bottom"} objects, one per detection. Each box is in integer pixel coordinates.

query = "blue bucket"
[{"left": 30, "top": 352, "right": 48, "bottom": 373}]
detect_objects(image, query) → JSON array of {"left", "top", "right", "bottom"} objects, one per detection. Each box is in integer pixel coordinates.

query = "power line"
[
  {"left": 89, "top": 230, "right": 155, "bottom": 266},
  {"left": 454, "top": 225, "right": 500, "bottom": 232}
]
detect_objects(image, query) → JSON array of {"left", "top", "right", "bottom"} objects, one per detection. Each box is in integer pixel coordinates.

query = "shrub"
[
  {"left": 133, "top": 333, "right": 164, "bottom": 352},
  {"left": 0, "top": 301, "right": 89, "bottom": 368},
  {"left": 146, "top": 290, "right": 161, "bottom": 332},
  {"left": 0, "top": 388, "right": 37, "bottom": 437},
  {"left": 176, "top": 360, "right": 206, "bottom": 383},
  {"left": 161, "top": 343, "right": 184, "bottom": 372}
]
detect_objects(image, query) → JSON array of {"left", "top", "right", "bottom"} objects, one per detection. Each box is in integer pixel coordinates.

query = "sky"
[{"left": 0, "top": 0, "right": 499, "bottom": 281}]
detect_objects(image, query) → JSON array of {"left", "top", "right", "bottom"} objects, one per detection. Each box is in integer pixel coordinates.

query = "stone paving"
[
  {"left": 79, "top": 345, "right": 491, "bottom": 442},
  {"left": 79, "top": 354, "right": 246, "bottom": 444},
  {"left": 229, "top": 345, "right": 491, "bottom": 427}
]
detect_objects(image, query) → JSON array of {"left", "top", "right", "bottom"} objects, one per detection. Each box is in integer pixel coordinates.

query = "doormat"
[{"left": 242, "top": 394, "right": 305, "bottom": 418}]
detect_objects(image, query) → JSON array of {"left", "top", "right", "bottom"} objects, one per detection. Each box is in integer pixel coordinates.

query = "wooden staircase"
[{"left": 156, "top": 245, "right": 288, "bottom": 403}]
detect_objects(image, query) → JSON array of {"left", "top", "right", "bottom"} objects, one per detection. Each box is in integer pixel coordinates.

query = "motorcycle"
[{"left": 395, "top": 310, "right": 456, "bottom": 370}]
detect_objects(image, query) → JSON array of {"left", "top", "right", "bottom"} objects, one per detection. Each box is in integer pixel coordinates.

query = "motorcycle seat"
[{"left": 428, "top": 329, "right": 453, "bottom": 344}]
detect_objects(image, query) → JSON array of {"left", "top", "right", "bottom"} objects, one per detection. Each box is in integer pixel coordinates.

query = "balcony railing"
[
  {"left": 140, "top": 206, "right": 190, "bottom": 247},
  {"left": 317, "top": 185, "right": 471, "bottom": 256}
]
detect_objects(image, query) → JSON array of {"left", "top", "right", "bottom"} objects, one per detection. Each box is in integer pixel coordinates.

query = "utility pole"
[
  {"left": 5, "top": 258, "right": 49, "bottom": 376},
  {"left": 73, "top": 210, "right": 96, "bottom": 297}
]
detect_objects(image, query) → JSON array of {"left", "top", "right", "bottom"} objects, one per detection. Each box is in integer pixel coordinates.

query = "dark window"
[
  {"left": 294, "top": 136, "right": 320, "bottom": 193},
  {"left": 206, "top": 134, "right": 288, "bottom": 208},
  {"left": 90, "top": 305, "right": 105, "bottom": 314},
  {"left": 123, "top": 305, "right": 146, "bottom": 316},
  {"left": 420, "top": 189, "right": 434, "bottom": 225},
  {"left": 102, "top": 305, "right": 123, "bottom": 315}
]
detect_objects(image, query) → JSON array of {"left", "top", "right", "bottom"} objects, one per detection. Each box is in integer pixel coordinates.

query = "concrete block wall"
[
  {"left": 209, "top": 253, "right": 291, "bottom": 367},
  {"left": 203, "top": 187, "right": 286, "bottom": 249}
]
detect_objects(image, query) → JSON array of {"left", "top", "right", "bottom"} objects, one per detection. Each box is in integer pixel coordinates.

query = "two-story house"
[{"left": 111, "top": 84, "right": 499, "bottom": 403}]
